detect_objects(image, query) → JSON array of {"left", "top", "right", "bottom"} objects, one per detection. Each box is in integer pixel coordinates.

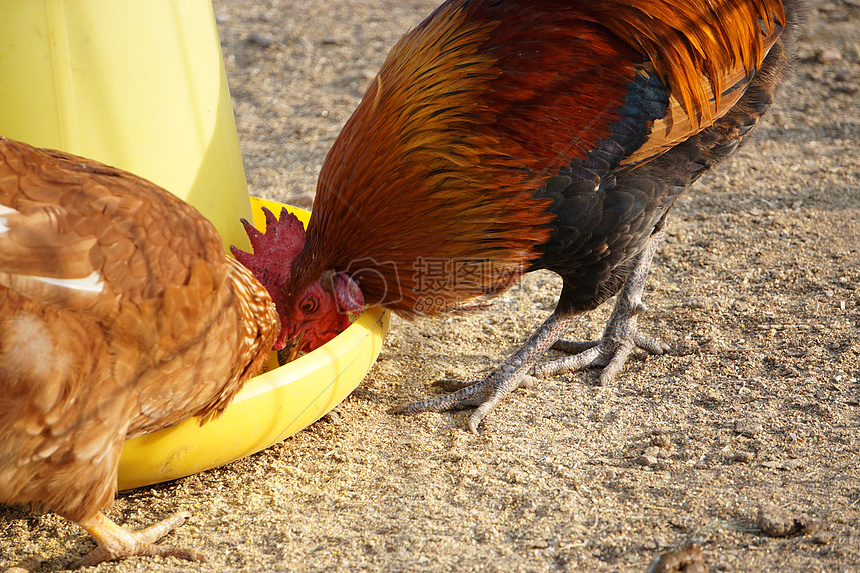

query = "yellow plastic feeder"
[{"left": 0, "top": 0, "right": 388, "bottom": 490}]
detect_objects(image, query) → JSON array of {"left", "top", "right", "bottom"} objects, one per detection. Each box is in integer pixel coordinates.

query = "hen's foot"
[
  {"left": 74, "top": 511, "right": 205, "bottom": 568},
  {"left": 389, "top": 315, "right": 574, "bottom": 432}
]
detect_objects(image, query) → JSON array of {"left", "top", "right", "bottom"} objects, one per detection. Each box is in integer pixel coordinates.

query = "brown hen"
[{"left": 0, "top": 137, "right": 279, "bottom": 569}]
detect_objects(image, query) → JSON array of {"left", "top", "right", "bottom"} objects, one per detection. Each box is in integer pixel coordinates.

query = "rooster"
[
  {"left": 235, "top": 0, "right": 802, "bottom": 432},
  {"left": 0, "top": 137, "right": 279, "bottom": 569}
]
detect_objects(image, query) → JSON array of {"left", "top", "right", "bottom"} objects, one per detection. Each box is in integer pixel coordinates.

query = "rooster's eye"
[{"left": 301, "top": 298, "right": 317, "bottom": 313}]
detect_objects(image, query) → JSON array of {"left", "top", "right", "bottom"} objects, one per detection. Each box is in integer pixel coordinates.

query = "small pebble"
[
  {"left": 735, "top": 419, "right": 763, "bottom": 437},
  {"left": 681, "top": 297, "right": 711, "bottom": 309},
  {"left": 757, "top": 503, "right": 824, "bottom": 537},
  {"left": 247, "top": 31, "right": 275, "bottom": 48},
  {"left": 833, "top": 83, "right": 859, "bottom": 95},
  {"left": 812, "top": 531, "right": 835, "bottom": 545},
  {"left": 817, "top": 48, "right": 842, "bottom": 64},
  {"left": 323, "top": 410, "right": 342, "bottom": 424},
  {"left": 761, "top": 459, "right": 802, "bottom": 470},
  {"left": 646, "top": 545, "right": 708, "bottom": 573}
]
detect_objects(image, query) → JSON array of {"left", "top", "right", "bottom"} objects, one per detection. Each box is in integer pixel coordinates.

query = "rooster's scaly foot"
[
  {"left": 389, "top": 315, "right": 573, "bottom": 432},
  {"left": 535, "top": 229, "right": 669, "bottom": 384},
  {"left": 536, "top": 312, "right": 668, "bottom": 385}
]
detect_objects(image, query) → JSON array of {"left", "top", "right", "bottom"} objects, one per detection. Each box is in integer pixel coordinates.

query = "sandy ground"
[{"left": 2, "top": 0, "right": 859, "bottom": 571}]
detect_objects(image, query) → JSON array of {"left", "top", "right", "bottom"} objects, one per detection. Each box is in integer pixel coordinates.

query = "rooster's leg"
[
  {"left": 73, "top": 511, "right": 205, "bottom": 568},
  {"left": 535, "top": 229, "right": 669, "bottom": 384},
  {"left": 389, "top": 230, "right": 668, "bottom": 432},
  {"left": 389, "top": 313, "right": 576, "bottom": 432}
]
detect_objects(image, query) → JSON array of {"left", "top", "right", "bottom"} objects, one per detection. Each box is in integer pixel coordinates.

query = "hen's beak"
[{"left": 277, "top": 330, "right": 305, "bottom": 366}]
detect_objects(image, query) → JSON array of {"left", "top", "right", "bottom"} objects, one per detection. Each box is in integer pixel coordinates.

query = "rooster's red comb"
[{"left": 230, "top": 206, "right": 306, "bottom": 299}]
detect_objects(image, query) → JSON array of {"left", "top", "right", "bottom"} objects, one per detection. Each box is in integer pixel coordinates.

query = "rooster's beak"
[{"left": 277, "top": 330, "right": 305, "bottom": 366}]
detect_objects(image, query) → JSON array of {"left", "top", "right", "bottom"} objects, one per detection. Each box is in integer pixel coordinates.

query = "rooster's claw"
[{"left": 536, "top": 330, "right": 669, "bottom": 385}]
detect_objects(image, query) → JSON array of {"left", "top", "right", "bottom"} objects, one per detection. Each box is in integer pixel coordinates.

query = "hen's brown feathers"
[{"left": 0, "top": 137, "right": 278, "bottom": 526}]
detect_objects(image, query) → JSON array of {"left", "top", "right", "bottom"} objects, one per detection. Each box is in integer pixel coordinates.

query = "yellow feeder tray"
[{"left": 118, "top": 198, "right": 390, "bottom": 491}]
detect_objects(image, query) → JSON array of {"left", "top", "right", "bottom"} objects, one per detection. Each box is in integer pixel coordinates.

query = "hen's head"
[{"left": 231, "top": 207, "right": 364, "bottom": 363}]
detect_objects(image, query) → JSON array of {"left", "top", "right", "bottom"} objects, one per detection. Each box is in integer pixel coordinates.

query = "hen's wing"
[{"left": 0, "top": 139, "right": 225, "bottom": 315}]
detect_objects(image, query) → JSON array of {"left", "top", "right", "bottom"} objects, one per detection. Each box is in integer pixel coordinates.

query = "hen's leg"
[
  {"left": 389, "top": 313, "right": 576, "bottom": 433},
  {"left": 535, "top": 228, "right": 668, "bottom": 384},
  {"left": 73, "top": 511, "right": 204, "bottom": 568}
]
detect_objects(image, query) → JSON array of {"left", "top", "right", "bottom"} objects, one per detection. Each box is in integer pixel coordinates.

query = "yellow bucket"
[{"left": 0, "top": 0, "right": 250, "bottom": 250}]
